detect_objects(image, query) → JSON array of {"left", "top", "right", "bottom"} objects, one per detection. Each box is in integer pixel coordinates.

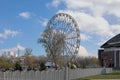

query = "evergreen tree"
[
  {"left": 40, "top": 62, "right": 46, "bottom": 71},
  {"left": 15, "top": 62, "right": 22, "bottom": 71}
]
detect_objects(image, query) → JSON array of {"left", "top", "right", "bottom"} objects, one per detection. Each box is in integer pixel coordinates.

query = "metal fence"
[{"left": 0, "top": 68, "right": 112, "bottom": 80}]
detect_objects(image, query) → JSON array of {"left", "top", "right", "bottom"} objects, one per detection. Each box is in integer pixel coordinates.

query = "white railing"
[{"left": 0, "top": 68, "right": 112, "bottom": 80}]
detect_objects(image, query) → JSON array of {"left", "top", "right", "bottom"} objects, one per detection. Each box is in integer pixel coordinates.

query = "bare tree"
[
  {"left": 24, "top": 55, "right": 37, "bottom": 70},
  {"left": 38, "top": 28, "right": 66, "bottom": 69},
  {"left": 25, "top": 48, "right": 32, "bottom": 55},
  {"left": 76, "top": 56, "right": 99, "bottom": 68}
]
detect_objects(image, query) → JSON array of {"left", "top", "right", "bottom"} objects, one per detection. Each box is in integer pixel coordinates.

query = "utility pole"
[{"left": 18, "top": 48, "right": 20, "bottom": 57}]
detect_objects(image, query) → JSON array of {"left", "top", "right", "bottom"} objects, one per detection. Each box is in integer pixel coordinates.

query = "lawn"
[{"left": 73, "top": 72, "right": 120, "bottom": 80}]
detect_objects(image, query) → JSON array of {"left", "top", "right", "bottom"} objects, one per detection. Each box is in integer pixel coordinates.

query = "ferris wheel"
[{"left": 46, "top": 13, "right": 80, "bottom": 62}]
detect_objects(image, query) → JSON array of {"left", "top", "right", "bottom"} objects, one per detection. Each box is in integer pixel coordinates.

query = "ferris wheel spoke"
[
  {"left": 46, "top": 13, "right": 80, "bottom": 64},
  {"left": 67, "top": 37, "right": 76, "bottom": 42},
  {"left": 66, "top": 41, "right": 76, "bottom": 47},
  {"left": 65, "top": 45, "right": 76, "bottom": 61},
  {"left": 65, "top": 44, "right": 74, "bottom": 56},
  {"left": 66, "top": 36, "right": 78, "bottom": 40},
  {"left": 66, "top": 42, "right": 77, "bottom": 49},
  {"left": 67, "top": 32, "right": 77, "bottom": 39}
]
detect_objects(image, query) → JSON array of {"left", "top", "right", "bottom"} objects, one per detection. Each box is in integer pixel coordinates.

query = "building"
[{"left": 98, "top": 34, "right": 120, "bottom": 69}]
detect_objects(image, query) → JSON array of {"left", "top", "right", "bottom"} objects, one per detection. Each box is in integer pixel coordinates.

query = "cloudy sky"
[{"left": 0, "top": 0, "right": 120, "bottom": 57}]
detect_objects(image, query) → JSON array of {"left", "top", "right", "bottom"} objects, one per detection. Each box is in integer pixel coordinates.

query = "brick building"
[{"left": 98, "top": 34, "right": 120, "bottom": 69}]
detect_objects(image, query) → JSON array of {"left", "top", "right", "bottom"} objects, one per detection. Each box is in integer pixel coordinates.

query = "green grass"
[{"left": 72, "top": 72, "right": 120, "bottom": 80}]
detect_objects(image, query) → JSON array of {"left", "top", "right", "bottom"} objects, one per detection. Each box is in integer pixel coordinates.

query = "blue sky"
[{"left": 0, "top": 0, "right": 120, "bottom": 57}]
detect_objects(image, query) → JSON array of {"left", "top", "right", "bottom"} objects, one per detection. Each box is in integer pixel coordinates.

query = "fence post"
[
  {"left": 64, "top": 67, "right": 69, "bottom": 80},
  {"left": 3, "top": 72, "right": 5, "bottom": 80}
]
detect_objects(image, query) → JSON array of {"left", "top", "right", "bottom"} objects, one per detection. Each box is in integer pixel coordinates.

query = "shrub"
[{"left": 40, "top": 62, "right": 46, "bottom": 71}]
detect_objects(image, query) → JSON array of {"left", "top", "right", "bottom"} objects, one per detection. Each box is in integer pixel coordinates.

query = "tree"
[
  {"left": 23, "top": 48, "right": 38, "bottom": 70},
  {"left": 24, "top": 55, "right": 37, "bottom": 70},
  {"left": 40, "top": 62, "right": 46, "bottom": 71},
  {"left": 38, "top": 28, "right": 66, "bottom": 69},
  {"left": 25, "top": 48, "right": 32, "bottom": 55},
  {"left": 14, "top": 62, "right": 22, "bottom": 71},
  {"left": 68, "top": 61, "right": 77, "bottom": 69},
  {"left": 0, "top": 57, "right": 14, "bottom": 71},
  {"left": 76, "top": 56, "right": 99, "bottom": 68}
]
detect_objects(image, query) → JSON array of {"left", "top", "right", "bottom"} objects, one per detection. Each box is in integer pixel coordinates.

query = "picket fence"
[{"left": 0, "top": 68, "right": 112, "bottom": 80}]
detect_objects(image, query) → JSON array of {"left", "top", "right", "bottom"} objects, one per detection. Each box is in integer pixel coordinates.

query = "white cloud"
[
  {"left": 111, "top": 25, "right": 120, "bottom": 34},
  {"left": 48, "top": 0, "right": 120, "bottom": 40},
  {"left": 39, "top": 18, "right": 48, "bottom": 27},
  {"left": 0, "top": 44, "right": 25, "bottom": 54},
  {"left": 77, "top": 45, "right": 98, "bottom": 57},
  {"left": 17, "top": 44, "right": 25, "bottom": 51},
  {"left": 0, "top": 29, "right": 19, "bottom": 39},
  {"left": 97, "top": 24, "right": 120, "bottom": 46},
  {"left": 19, "top": 12, "right": 31, "bottom": 19},
  {"left": 81, "top": 33, "right": 91, "bottom": 41},
  {"left": 51, "top": 0, "right": 61, "bottom": 7},
  {"left": 62, "top": 0, "right": 120, "bottom": 17},
  {"left": 46, "top": 0, "right": 62, "bottom": 7},
  {"left": 49, "top": 0, "right": 120, "bottom": 17},
  {"left": 64, "top": 0, "right": 93, "bottom": 10},
  {"left": 48, "top": 0, "right": 120, "bottom": 56},
  {"left": 58, "top": 10, "right": 114, "bottom": 38},
  {"left": 77, "top": 45, "right": 88, "bottom": 57}
]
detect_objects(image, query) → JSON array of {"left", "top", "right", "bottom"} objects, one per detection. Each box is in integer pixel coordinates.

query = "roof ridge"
[{"left": 101, "top": 33, "right": 120, "bottom": 48}]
